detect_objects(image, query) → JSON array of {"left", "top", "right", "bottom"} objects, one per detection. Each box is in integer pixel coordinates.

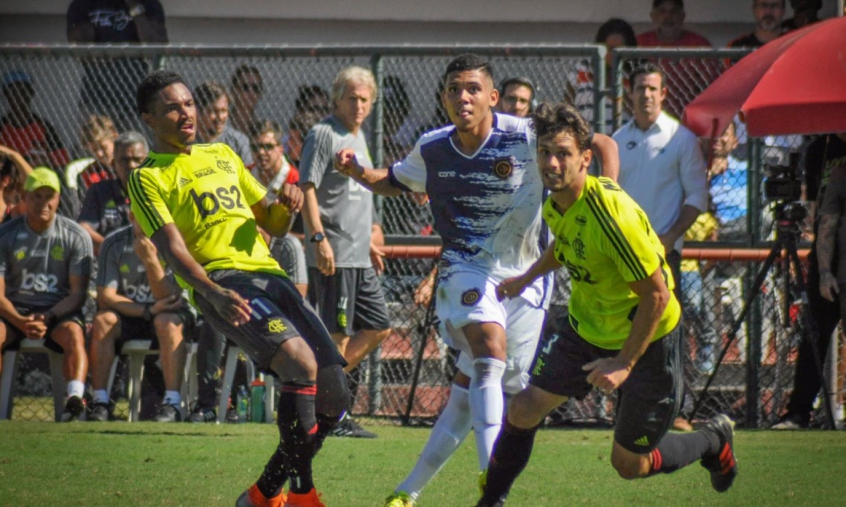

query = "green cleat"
[{"left": 382, "top": 491, "right": 415, "bottom": 507}]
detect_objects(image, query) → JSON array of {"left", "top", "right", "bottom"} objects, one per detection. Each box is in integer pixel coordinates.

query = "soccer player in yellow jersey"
[
  {"left": 476, "top": 103, "right": 737, "bottom": 507},
  {"left": 129, "top": 70, "right": 348, "bottom": 507}
]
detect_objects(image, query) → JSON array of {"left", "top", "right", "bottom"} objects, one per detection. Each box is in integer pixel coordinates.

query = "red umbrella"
[{"left": 682, "top": 16, "right": 846, "bottom": 138}]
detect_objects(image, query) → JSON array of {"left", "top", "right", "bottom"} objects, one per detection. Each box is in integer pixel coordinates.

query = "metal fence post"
[{"left": 590, "top": 45, "right": 606, "bottom": 135}]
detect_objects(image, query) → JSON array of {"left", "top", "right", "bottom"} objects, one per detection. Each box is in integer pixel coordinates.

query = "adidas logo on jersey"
[{"left": 178, "top": 177, "right": 192, "bottom": 188}]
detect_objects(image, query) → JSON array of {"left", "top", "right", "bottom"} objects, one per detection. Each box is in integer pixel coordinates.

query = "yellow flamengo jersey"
[
  {"left": 128, "top": 143, "right": 285, "bottom": 277},
  {"left": 543, "top": 176, "right": 680, "bottom": 350}
]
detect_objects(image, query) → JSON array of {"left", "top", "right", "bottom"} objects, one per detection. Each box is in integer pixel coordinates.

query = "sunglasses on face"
[
  {"left": 251, "top": 143, "right": 278, "bottom": 152},
  {"left": 239, "top": 83, "right": 263, "bottom": 93}
]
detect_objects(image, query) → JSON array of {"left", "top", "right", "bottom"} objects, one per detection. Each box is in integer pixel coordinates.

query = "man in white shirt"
[{"left": 613, "top": 62, "right": 708, "bottom": 297}]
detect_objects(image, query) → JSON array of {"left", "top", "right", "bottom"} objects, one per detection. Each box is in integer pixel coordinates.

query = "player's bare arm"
[
  {"left": 590, "top": 133, "right": 620, "bottom": 181},
  {"left": 817, "top": 213, "right": 839, "bottom": 301},
  {"left": 150, "top": 223, "right": 252, "bottom": 326},
  {"left": 496, "top": 246, "right": 562, "bottom": 301},
  {"left": 33, "top": 274, "right": 89, "bottom": 327},
  {"left": 583, "top": 267, "right": 671, "bottom": 393},
  {"left": 252, "top": 183, "right": 303, "bottom": 238},
  {"left": 0, "top": 277, "right": 35, "bottom": 334},
  {"left": 334, "top": 148, "right": 403, "bottom": 197},
  {"left": 659, "top": 204, "right": 702, "bottom": 254}
]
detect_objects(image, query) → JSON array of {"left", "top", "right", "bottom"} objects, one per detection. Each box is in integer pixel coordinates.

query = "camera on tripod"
[{"left": 764, "top": 163, "right": 807, "bottom": 223}]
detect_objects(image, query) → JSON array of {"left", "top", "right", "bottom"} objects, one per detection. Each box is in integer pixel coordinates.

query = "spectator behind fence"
[
  {"left": 295, "top": 85, "right": 332, "bottom": 118},
  {"left": 285, "top": 110, "right": 322, "bottom": 168},
  {"left": 300, "top": 65, "right": 392, "bottom": 439},
  {"left": 249, "top": 120, "right": 300, "bottom": 200},
  {"left": 707, "top": 122, "right": 747, "bottom": 240},
  {"left": 614, "top": 63, "right": 708, "bottom": 299},
  {"left": 774, "top": 133, "right": 846, "bottom": 429},
  {"left": 497, "top": 76, "right": 535, "bottom": 119},
  {"left": 78, "top": 131, "right": 145, "bottom": 256},
  {"left": 228, "top": 65, "right": 264, "bottom": 135},
  {"left": 87, "top": 216, "right": 195, "bottom": 422},
  {"left": 194, "top": 81, "right": 253, "bottom": 167},
  {"left": 0, "top": 145, "right": 33, "bottom": 222},
  {"left": 680, "top": 209, "right": 719, "bottom": 373},
  {"left": 382, "top": 75, "right": 414, "bottom": 167},
  {"left": 782, "top": 0, "right": 822, "bottom": 31},
  {"left": 67, "top": 0, "right": 168, "bottom": 131},
  {"left": 0, "top": 71, "right": 70, "bottom": 171},
  {"left": 64, "top": 115, "right": 118, "bottom": 219},
  {"left": 728, "top": 0, "right": 786, "bottom": 48},
  {"left": 0, "top": 168, "right": 93, "bottom": 422}
]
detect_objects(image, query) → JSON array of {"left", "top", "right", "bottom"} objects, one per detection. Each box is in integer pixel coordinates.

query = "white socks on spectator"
[
  {"left": 163, "top": 390, "right": 181, "bottom": 406},
  {"left": 469, "top": 357, "right": 506, "bottom": 471},
  {"left": 92, "top": 389, "right": 109, "bottom": 404},
  {"left": 67, "top": 380, "right": 85, "bottom": 399},
  {"left": 396, "top": 384, "right": 471, "bottom": 500}
]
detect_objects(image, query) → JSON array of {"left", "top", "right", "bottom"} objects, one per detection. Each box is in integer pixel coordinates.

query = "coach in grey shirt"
[
  {"left": 300, "top": 66, "right": 391, "bottom": 438},
  {"left": 0, "top": 167, "right": 92, "bottom": 421}
]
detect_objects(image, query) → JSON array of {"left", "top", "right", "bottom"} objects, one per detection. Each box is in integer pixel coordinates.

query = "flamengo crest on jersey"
[{"left": 390, "top": 114, "right": 544, "bottom": 282}]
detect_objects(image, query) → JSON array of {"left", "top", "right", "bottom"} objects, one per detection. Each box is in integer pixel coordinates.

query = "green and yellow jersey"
[
  {"left": 543, "top": 175, "right": 680, "bottom": 350},
  {"left": 128, "top": 143, "right": 285, "bottom": 278}
]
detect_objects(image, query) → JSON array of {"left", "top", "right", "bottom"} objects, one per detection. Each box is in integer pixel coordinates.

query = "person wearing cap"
[
  {"left": 0, "top": 71, "right": 70, "bottom": 171},
  {"left": 0, "top": 167, "right": 93, "bottom": 422}
]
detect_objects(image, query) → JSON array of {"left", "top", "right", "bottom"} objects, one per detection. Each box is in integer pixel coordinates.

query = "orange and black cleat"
[{"left": 700, "top": 414, "right": 738, "bottom": 493}]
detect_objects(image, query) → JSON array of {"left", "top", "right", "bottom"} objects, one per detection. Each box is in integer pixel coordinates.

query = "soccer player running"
[
  {"left": 129, "top": 70, "right": 349, "bottom": 507},
  {"left": 334, "top": 54, "right": 619, "bottom": 507},
  {"left": 475, "top": 103, "right": 737, "bottom": 507}
]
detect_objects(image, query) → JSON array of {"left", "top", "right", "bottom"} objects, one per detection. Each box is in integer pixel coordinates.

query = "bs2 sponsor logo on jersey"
[
  {"left": 20, "top": 269, "right": 58, "bottom": 293},
  {"left": 563, "top": 258, "right": 597, "bottom": 285},
  {"left": 190, "top": 186, "right": 245, "bottom": 219}
]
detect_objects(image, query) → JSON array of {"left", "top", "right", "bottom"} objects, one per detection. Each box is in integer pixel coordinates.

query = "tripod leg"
[
  {"left": 787, "top": 243, "right": 837, "bottom": 430},
  {"left": 689, "top": 241, "right": 782, "bottom": 423}
]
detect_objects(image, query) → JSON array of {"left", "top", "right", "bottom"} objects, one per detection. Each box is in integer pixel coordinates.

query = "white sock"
[
  {"left": 92, "top": 389, "right": 109, "bottom": 404},
  {"left": 469, "top": 357, "right": 506, "bottom": 471},
  {"left": 396, "top": 385, "right": 471, "bottom": 500},
  {"left": 163, "top": 390, "right": 181, "bottom": 406},
  {"left": 67, "top": 380, "right": 85, "bottom": 399}
]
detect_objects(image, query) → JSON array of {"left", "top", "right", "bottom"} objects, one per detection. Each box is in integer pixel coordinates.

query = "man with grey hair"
[
  {"left": 300, "top": 65, "right": 391, "bottom": 438},
  {"left": 78, "top": 131, "right": 148, "bottom": 254}
]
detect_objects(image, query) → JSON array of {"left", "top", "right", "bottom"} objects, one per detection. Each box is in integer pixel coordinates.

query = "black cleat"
[
  {"left": 700, "top": 414, "right": 738, "bottom": 492},
  {"left": 60, "top": 396, "right": 85, "bottom": 422},
  {"left": 154, "top": 403, "right": 182, "bottom": 423},
  {"left": 187, "top": 404, "right": 216, "bottom": 423},
  {"left": 87, "top": 401, "right": 111, "bottom": 422},
  {"left": 330, "top": 414, "right": 377, "bottom": 438}
]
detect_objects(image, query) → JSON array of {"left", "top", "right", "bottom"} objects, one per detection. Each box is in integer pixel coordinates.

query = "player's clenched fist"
[
  {"left": 278, "top": 183, "right": 304, "bottom": 212},
  {"left": 334, "top": 148, "right": 364, "bottom": 178}
]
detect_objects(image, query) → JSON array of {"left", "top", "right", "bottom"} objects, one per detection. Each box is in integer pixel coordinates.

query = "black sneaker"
[
  {"left": 700, "top": 414, "right": 738, "bottom": 493},
  {"left": 60, "top": 396, "right": 85, "bottom": 422},
  {"left": 187, "top": 404, "right": 216, "bottom": 423},
  {"left": 154, "top": 403, "right": 182, "bottom": 423},
  {"left": 772, "top": 412, "right": 809, "bottom": 430},
  {"left": 330, "top": 414, "right": 378, "bottom": 438},
  {"left": 87, "top": 401, "right": 112, "bottom": 422}
]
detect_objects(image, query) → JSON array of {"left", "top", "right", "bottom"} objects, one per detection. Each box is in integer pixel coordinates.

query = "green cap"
[{"left": 24, "top": 167, "right": 62, "bottom": 193}]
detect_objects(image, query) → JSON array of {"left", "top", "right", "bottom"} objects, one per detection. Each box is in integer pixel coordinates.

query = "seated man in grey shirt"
[
  {"left": 88, "top": 219, "right": 196, "bottom": 422},
  {"left": 0, "top": 168, "right": 93, "bottom": 421}
]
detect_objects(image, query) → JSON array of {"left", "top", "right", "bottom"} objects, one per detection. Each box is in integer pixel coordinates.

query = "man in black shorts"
[
  {"left": 129, "top": 70, "right": 349, "bottom": 507},
  {"left": 476, "top": 103, "right": 738, "bottom": 506}
]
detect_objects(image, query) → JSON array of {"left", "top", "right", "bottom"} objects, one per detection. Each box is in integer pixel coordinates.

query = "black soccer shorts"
[
  {"left": 307, "top": 266, "right": 391, "bottom": 336},
  {"left": 529, "top": 317, "right": 683, "bottom": 453},
  {"left": 195, "top": 269, "right": 346, "bottom": 372}
]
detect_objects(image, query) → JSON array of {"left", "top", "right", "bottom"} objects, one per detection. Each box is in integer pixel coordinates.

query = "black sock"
[
  {"left": 478, "top": 421, "right": 539, "bottom": 506},
  {"left": 255, "top": 443, "right": 288, "bottom": 499},
  {"left": 649, "top": 430, "right": 718, "bottom": 475},
  {"left": 278, "top": 381, "right": 318, "bottom": 494}
]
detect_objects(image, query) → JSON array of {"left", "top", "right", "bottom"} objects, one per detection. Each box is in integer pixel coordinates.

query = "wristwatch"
[
  {"left": 142, "top": 304, "right": 153, "bottom": 321},
  {"left": 310, "top": 232, "right": 326, "bottom": 243}
]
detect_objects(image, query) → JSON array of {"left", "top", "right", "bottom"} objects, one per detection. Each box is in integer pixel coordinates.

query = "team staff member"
[
  {"left": 476, "top": 103, "right": 737, "bottom": 506},
  {"left": 129, "top": 70, "right": 348, "bottom": 507}
]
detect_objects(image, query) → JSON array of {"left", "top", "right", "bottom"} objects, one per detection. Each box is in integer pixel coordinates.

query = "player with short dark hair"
[
  {"left": 129, "top": 69, "right": 348, "bottom": 507},
  {"left": 475, "top": 102, "right": 737, "bottom": 506}
]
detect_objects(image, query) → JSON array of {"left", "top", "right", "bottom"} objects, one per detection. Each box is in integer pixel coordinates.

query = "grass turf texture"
[{"left": 0, "top": 421, "right": 843, "bottom": 506}]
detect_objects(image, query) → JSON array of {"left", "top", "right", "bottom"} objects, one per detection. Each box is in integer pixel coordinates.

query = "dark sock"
[
  {"left": 255, "top": 443, "right": 288, "bottom": 499},
  {"left": 649, "top": 430, "right": 718, "bottom": 475},
  {"left": 278, "top": 381, "right": 318, "bottom": 494},
  {"left": 478, "top": 421, "right": 539, "bottom": 506}
]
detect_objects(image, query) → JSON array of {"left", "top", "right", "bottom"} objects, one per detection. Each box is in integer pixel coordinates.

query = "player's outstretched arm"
[
  {"left": 590, "top": 133, "right": 620, "bottom": 181},
  {"left": 334, "top": 148, "right": 403, "bottom": 197},
  {"left": 150, "top": 224, "right": 252, "bottom": 326},
  {"left": 497, "top": 246, "right": 562, "bottom": 301}
]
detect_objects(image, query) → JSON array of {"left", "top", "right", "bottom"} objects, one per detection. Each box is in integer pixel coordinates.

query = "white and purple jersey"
[{"left": 389, "top": 113, "right": 548, "bottom": 305}]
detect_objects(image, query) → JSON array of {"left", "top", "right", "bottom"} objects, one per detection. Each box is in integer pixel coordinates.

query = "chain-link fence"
[{"left": 0, "top": 44, "right": 842, "bottom": 429}]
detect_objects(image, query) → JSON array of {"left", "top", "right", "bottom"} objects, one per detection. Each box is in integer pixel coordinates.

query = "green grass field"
[{"left": 0, "top": 420, "right": 843, "bottom": 506}]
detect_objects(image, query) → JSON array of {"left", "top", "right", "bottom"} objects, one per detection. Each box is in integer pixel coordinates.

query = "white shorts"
[{"left": 437, "top": 269, "right": 545, "bottom": 394}]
